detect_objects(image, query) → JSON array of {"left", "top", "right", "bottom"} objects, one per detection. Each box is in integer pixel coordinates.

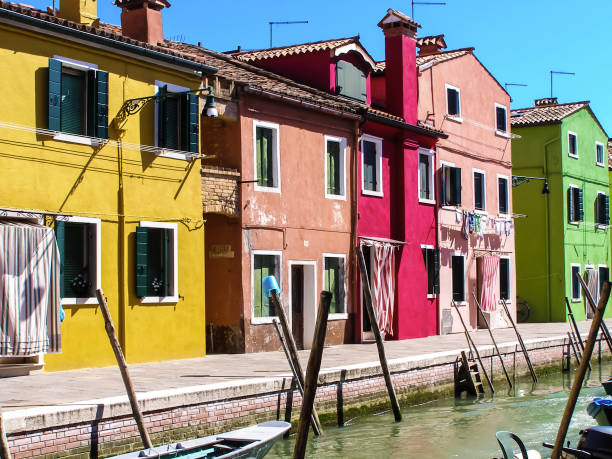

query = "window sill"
[
  {"left": 419, "top": 198, "right": 436, "bottom": 206},
  {"left": 442, "top": 205, "right": 459, "bottom": 210},
  {"left": 495, "top": 130, "right": 510, "bottom": 139},
  {"left": 568, "top": 153, "right": 579, "bottom": 159},
  {"left": 596, "top": 224, "right": 609, "bottom": 230},
  {"left": 362, "top": 189, "right": 384, "bottom": 198},
  {"left": 254, "top": 185, "right": 281, "bottom": 194},
  {"left": 570, "top": 298, "right": 581, "bottom": 303},
  {"left": 427, "top": 294, "right": 437, "bottom": 299},
  {"left": 140, "top": 296, "right": 179, "bottom": 304},
  {"left": 568, "top": 221, "right": 581, "bottom": 226},
  {"left": 53, "top": 133, "right": 100, "bottom": 146},
  {"left": 156, "top": 150, "right": 190, "bottom": 161},
  {"left": 328, "top": 313, "right": 348, "bottom": 321},
  {"left": 454, "top": 301, "right": 467, "bottom": 306},
  {"left": 62, "top": 297, "right": 99, "bottom": 305},
  {"left": 325, "top": 193, "right": 347, "bottom": 201},
  {"left": 596, "top": 162, "right": 605, "bottom": 168},
  {"left": 251, "top": 316, "right": 278, "bottom": 325},
  {"left": 474, "top": 209, "right": 488, "bottom": 216},
  {"left": 446, "top": 116, "right": 463, "bottom": 124}
]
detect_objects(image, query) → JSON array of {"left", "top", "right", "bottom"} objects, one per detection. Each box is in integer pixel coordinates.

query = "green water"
[{"left": 269, "top": 361, "right": 612, "bottom": 458}]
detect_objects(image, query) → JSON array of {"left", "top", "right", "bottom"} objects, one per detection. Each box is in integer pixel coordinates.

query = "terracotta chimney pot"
[{"left": 117, "top": 0, "right": 171, "bottom": 45}]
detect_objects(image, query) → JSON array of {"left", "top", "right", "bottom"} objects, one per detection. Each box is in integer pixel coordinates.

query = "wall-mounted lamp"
[
  {"left": 512, "top": 175, "right": 549, "bottom": 194},
  {"left": 204, "top": 91, "right": 218, "bottom": 117}
]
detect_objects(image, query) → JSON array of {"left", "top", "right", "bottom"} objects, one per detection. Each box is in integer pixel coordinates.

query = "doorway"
[
  {"left": 360, "top": 245, "right": 374, "bottom": 342},
  {"left": 289, "top": 261, "right": 316, "bottom": 350}
]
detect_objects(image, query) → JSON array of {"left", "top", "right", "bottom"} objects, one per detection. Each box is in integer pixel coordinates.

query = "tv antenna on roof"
[
  {"left": 504, "top": 82, "right": 528, "bottom": 102},
  {"left": 550, "top": 70, "right": 575, "bottom": 98},
  {"left": 411, "top": 1, "right": 446, "bottom": 19},
  {"left": 269, "top": 21, "right": 309, "bottom": 48}
]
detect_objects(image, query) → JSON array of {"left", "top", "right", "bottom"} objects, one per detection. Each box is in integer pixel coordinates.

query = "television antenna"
[
  {"left": 269, "top": 21, "right": 309, "bottom": 48},
  {"left": 550, "top": 71, "right": 575, "bottom": 98},
  {"left": 411, "top": 1, "right": 446, "bottom": 19}
]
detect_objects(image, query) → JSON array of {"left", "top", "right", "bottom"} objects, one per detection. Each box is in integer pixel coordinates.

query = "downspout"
[
  {"left": 352, "top": 114, "right": 366, "bottom": 343},
  {"left": 543, "top": 135, "right": 557, "bottom": 322}
]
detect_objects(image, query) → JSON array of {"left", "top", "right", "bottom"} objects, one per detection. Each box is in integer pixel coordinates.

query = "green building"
[{"left": 511, "top": 98, "right": 610, "bottom": 322}]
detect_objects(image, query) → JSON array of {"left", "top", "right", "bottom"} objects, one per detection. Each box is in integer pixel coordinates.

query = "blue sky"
[{"left": 28, "top": 1, "right": 612, "bottom": 135}]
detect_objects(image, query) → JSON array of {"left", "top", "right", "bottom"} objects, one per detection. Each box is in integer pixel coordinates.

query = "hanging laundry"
[
  {"left": 456, "top": 209, "right": 462, "bottom": 223},
  {"left": 468, "top": 213, "right": 475, "bottom": 233},
  {"left": 462, "top": 211, "right": 469, "bottom": 240},
  {"left": 362, "top": 241, "right": 396, "bottom": 337},
  {"left": 505, "top": 220, "right": 511, "bottom": 236},
  {"left": 475, "top": 215, "right": 481, "bottom": 234},
  {"left": 479, "top": 216, "right": 486, "bottom": 235},
  {"left": 0, "top": 221, "right": 62, "bottom": 356},
  {"left": 480, "top": 256, "right": 500, "bottom": 312},
  {"left": 496, "top": 220, "right": 502, "bottom": 235}
]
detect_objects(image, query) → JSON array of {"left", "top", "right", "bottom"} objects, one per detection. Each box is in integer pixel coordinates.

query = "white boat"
[{"left": 109, "top": 421, "right": 291, "bottom": 459}]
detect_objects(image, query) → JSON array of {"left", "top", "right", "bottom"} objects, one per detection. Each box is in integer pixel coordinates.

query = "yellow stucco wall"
[{"left": 0, "top": 24, "right": 206, "bottom": 371}]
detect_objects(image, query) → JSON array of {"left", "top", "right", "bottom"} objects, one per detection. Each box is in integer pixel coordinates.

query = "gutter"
[
  {"left": 0, "top": 7, "right": 217, "bottom": 75},
  {"left": 363, "top": 110, "right": 448, "bottom": 139}
]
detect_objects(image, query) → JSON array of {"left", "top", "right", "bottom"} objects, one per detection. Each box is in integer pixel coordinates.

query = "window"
[
  {"left": 323, "top": 255, "right": 346, "bottom": 314},
  {"left": 567, "top": 185, "right": 584, "bottom": 223},
  {"left": 452, "top": 255, "right": 465, "bottom": 302},
  {"left": 361, "top": 135, "right": 383, "bottom": 196},
  {"left": 599, "top": 266, "right": 609, "bottom": 298},
  {"left": 571, "top": 264, "right": 581, "bottom": 301},
  {"left": 156, "top": 82, "right": 199, "bottom": 154},
  {"left": 336, "top": 59, "right": 367, "bottom": 102},
  {"left": 568, "top": 131, "right": 578, "bottom": 158},
  {"left": 422, "top": 247, "right": 440, "bottom": 296},
  {"left": 135, "top": 222, "right": 178, "bottom": 302},
  {"left": 500, "top": 257, "right": 510, "bottom": 301},
  {"left": 446, "top": 84, "right": 461, "bottom": 119},
  {"left": 495, "top": 104, "right": 507, "bottom": 133},
  {"left": 48, "top": 57, "right": 108, "bottom": 142},
  {"left": 473, "top": 170, "right": 486, "bottom": 211},
  {"left": 418, "top": 148, "right": 435, "bottom": 203},
  {"left": 440, "top": 164, "right": 462, "bottom": 206},
  {"left": 596, "top": 142, "right": 605, "bottom": 167},
  {"left": 253, "top": 121, "right": 281, "bottom": 192},
  {"left": 252, "top": 251, "right": 281, "bottom": 319},
  {"left": 55, "top": 217, "right": 101, "bottom": 303},
  {"left": 596, "top": 192, "right": 610, "bottom": 226},
  {"left": 498, "top": 176, "right": 509, "bottom": 214},
  {"left": 325, "top": 136, "right": 346, "bottom": 199}
]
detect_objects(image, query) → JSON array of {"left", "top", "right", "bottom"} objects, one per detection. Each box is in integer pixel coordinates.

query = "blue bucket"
[{"left": 263, "top": 275, "right": 280, "bottom": 298}]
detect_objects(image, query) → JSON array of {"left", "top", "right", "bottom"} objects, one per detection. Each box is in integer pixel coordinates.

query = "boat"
[
  {"left": 543, "top": 426, "right": 612, "bottom": 459},
  {"left": 602, "top": 378, "right": 612, "bottom": 396},
  {"left": 108, "top": 421, "right": 291, "bottom": 459},
  {"left": 588, "top": 398, "right": 612, "bottom": 426}
]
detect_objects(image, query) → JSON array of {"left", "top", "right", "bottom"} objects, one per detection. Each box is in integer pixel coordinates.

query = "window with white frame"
[
  {"left": 498, "top": 176, "right": 509, "bottom": 214},
  {"left": 252, "top": 251, "right": 281, "bottom": 318},
  {"left": 422, "top": 246, "right": 440, "bottom": 296},
  {"left": 570, "top": 264, "right": 581, "bottom": 301},
  {"left": 323, "top": 255, "right": 346, "bottom": 314},
  {"left": 568, "top": 131, "right": 578, "bottom": 158},
  {"left": 254, "top": 121, "right": 281, "bottom": 191},
  {"left": 135, "top": 222, "right": 178, "bottom": 302},
  {"left": 499, "top": 257, "right": 510, "bottom": 301},
  {"left": 596, "top": 142, "right": 605, "bottom": 167},
  {"left": 596, "top": 192, "right": 610, "bottom": 226},
  {"left": 325, "top": 136, "right": 347, "bottom": 199},
  {"left": 451, "top": 254, "right": 465, "bottom": 302},
  {"left": 155, "top": 81, "right": 199, "bottom": 154},
  {"left": 441, "top": 163, "right": 462, "bottom": 206},
  {"left": 567, "top": 185, "right": 583, "bottom": 223},
  {"left": 418, "top": 148, "right": 435, "bottom": 202},
  {"left": 495, "top": 103, "right": 507, "bottom": 133},
  {"left": 446, "top": 84, "right": 461, "bottom": 119},
  {"left": 55, "top": 216, "right": 101, "bottom": 303},
  {"left": 361, "top": 135, "right": 383, "bottom": 196},
  {"left": 473, "top": 170, "right": 486, "bottom": 211}
]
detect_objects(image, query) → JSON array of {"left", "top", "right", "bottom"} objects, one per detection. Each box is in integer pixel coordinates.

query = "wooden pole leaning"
[
  {"left": 95, "top": 289, "right": 153, "bottom": 451},
  {"left": 551, "top": 280, "right": 610, "bottom": 459},
  {"left": 356, "top": 246, "right": 402, "bottom": 422},
  {"left": 451, "top": 300, "right": 494, "bottom": 394},
  {"left": 269, "top": 291, "right": 322, "bottom": 436},
  {"left": 271, "top": 319, "right": 321, "bottom": 436},
  {"left": 473, "top": 293, "right": 512, "bottom": 389},
  {"left": 577, "top": 276, "right": 612, "bottom": 353},
  {"left": 500, "top": 299, "right": 537, "bottom": 383},
  {"left": 0, "top": 411, "right": 11, "bottom": 459},
  {"left": 293, "top": 291, "right": 332, "bottom": 459}
]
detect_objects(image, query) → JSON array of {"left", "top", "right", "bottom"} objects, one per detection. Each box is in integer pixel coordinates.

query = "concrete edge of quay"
[{"left": 4, "top": 333, "right": 609, "bottom": 458}]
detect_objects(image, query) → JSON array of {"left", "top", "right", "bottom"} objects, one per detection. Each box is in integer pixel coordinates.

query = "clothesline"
[{"left": 439, "top": 206, "right": 526, "bottom": 219}]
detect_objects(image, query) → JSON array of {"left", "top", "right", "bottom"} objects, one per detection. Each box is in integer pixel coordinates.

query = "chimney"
[
  {"left": 417, "top": 35, "right": 447, "bottom": 56},
  {"left": 58, "top": 0, "right": 98, "bottom": 25},
  {"left": 116, "top": 0, "right": 171, "bottom": 45},
  {"left": 534, "top": 97, "right": 558, "bottom": 107},
  {"left": 377, "top": 9, "right": 420, "bottom": 124}
]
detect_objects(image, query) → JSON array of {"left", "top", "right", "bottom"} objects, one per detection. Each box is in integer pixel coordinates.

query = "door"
[
  {"left": 360, "top": 245, "right": 374, "bottom": 342},
  {"left": 291, "top": 265, "right": 304, "bottom": 350}
]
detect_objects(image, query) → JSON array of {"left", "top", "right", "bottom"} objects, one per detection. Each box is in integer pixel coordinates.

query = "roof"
[
  {"left": 416, "top": 34, "right": 447, "bottom": 49},
  {"left": 372, "top": 48, "right": 473, "bottom": 75},
  {"left": 510, "top": 101, "right": 590, "bottom": 128},
  {"left": 376, "top": 8, "right": 420, "bottom": 29}
]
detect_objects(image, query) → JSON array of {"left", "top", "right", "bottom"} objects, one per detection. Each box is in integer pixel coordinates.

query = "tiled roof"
[
  {"left": 510, "top": 101, "right": 589, "bottom": 128},
  {"left": 417, "top": 34, "right": 446, "bottom": 48},
  {"left": 232, "top": 37, "right": 360, "bottom": 62},
  {"left": 372, "top": 48, "right": 473, "bottom": 74}
]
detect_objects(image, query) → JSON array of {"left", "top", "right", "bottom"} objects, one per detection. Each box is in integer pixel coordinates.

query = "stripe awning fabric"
[
  {"left": 480, "top": 256, "right": 499, "bottom": 312},
  {"left": 0, "top": 220, "right": 61, "bottom": 356}
]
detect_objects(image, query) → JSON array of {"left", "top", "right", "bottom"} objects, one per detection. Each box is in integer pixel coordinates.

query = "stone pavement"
[{"left": 1, "top": 320, "right": 610, "bottom": 412}]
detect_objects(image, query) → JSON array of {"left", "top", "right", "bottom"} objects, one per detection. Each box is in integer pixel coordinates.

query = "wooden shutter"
[
  {"left": 440, "top": 165, "right": 447, "bottom": 206},
  {"left": 183, "top": 93, "right": 199, "bottom": 153},
  {"left": 452, "top": 167, "right": 462, "bottom": 206},
  {"left": 162, "top": 229, "right": 170, "bottom": 297},
  {"left": 496, "top": 107, "right": 506, "bottom": 132},
  {"left": 474, "top": 173, "right": 483, "bottom": 210},
  {"left": 452, "top": 256, "right": 464, "bottom": 301},
  {"left": 500, "top": 258, "right": 509, "bottom": 300},
  {"left": 95, "top": 70, "right": 109, "bottom": 139},
  {"left": 60, "top": 71, "right": 85, "bottom": 135},
  {"left": 157, "top": 85, "right": 167, "bottom": 149},
  {"left": 571, "top": 266, "right": 580, "bottom": 299},
  {"left": 135, "top": 227, "right": 149, "bottom": 298},
  {"left": 164, "top": 95, "right": 179, "bottom": 150},
  {"left": 55, "top": 220, "right": 66, "bottom": 298},
  {"left": 48, "top": 58, "right": 62, "bottom": 132},
  {"left": 605, "top": 195, "right": 610, "bottom": 225},
  {"left": 325, "top": 258, "right": 340, "bottom": 314},
  {"left": 256, "top": 127, "right": 274, "bottom": 187},
  {"left": 577, "top": 188, "right": 584, "bottom": 222},
  {"left": 254, "top": 255, "right": 274, "bottom": 317},
  {"left": 327, "top": 140, "right": 340, "bottom": 194},
  {"left": 499, "top": 178, "right": 508, "bottom": 214},
  {"left": 568, "top": 188, "right": 575, "bottom": 222},
  {"left": 336, "top": 60, "right": 366, "bottom": 102},
  {"left": 360, "top": 71, "right": 367, "bottom": 102},
  {"left": 60, "top": 223, "right": 86, "bottom": 298},
  {"left": 363, "top": 141, "right": 377, "bottom": 191},
  {"left": 336, "top": 60, "right": 345, "bottom": 95},
  {"left": 433, "top": 249, "right": 440, "bottom": 294}
]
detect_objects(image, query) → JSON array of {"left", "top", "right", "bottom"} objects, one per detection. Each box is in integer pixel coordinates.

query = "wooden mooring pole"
[
  {"left": 551, "top": 280, "right": 610, "bottom": 459},
  {"left": 293, "top": 291, "right": 332, "bottom": 459},
  {"left": 96, "top": 289, "right": 153, "bottom": 451},
  {"left": 577, "top": 275, "right": 612, "bottom": 353},
  {"left": 356, "top": 246, "right": 402, "bottom": 422},
  {"left": 500, "top": 299, "right": 537, "bottom": 383},
  {"left": 269, "top": 291, "right": 322, "bottom": 436},
  {"left": 0, "top": 410, "right": 11, "bottom": 459}
]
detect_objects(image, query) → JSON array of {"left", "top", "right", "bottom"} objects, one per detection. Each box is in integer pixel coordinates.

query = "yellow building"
[{"left": 0, "top": 0, "right": 216, "bottom": 371}]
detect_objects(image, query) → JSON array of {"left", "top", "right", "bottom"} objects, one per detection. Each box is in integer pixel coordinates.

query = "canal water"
[{"left": 269, "top": 360, "right": 611, "bottom": 458}]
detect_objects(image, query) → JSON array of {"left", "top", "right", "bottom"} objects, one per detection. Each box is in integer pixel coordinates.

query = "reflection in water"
[{"left": 268, "top": 361, "right": 611, "bottom": 458}]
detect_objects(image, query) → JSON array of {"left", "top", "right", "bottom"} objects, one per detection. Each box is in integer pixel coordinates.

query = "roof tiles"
[
  {"left": 372, "top": 48, "right": 473, "bottom": 74},
  {"left": 232, "top": 37, "right": 359, "bottom": 62},
  {"left": 510, "top": 102, "right": 589, "bottom": 128}
]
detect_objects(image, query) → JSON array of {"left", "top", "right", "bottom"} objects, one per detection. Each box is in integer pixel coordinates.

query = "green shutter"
[
  {"left": 577, "top": 188, "right": 584, "bottom": 222},
  {"left": 256, "top": 127, "right": 274, "bottom": 187},
  {"left": 60, "top": 71, "right": 85, "bottom": 135},
  {"left": 336, "top": 60, "right": 367, "bottom": 102},
  {"left": 48, "top": 58, "right": 62, "bottom": 132},
  {"left": 325, "top": 258, "right": 340, "bottom": 314},
  {"left": 568, "top": 188, "right": 575, "bottom": 222},
  {"left": 55, "top": 220, "right": 66, "bottom": 298},
  {"left": 433, "top": 249, "right": 440, "bottom": 294},
  {"left": 253, "top": 255, "right": 275, "bottom": 317},
  {"left": 500, "top": 259, "right": 509, "bottom": 300},
  {"left": 60, "top": 223, "right": 86, "bottom": 298},
  {"left": 184, "top": 93, "right": 199, "bottom": 153},
  {"left": 95, "top": 70, "right": 108, "bottom": 139},
  {"left": 440, "top": 165, "right": 447, "bottom": 206},
  {"left": 452, "top": 167, "right": 462, "bottom": 206},
  {"left": 605, "top": 195, "right": 610, "bottom": 225},
  {"left": 499, "top": 178, "right": 508, "bottom": 214},
  {"left": 327, "top": 140, "right": 340, "bottom": 195},
  {"left": 157, "top": 85, "right": 167, "bottom": 148},
  {"left": 135, "top": 227, "right": 149, "bottom": 298},
  {"left": 452, "top": 256, "right": 464, "bottom": 301},
  {"left": 336, "top": 60, "right": 345, "bottom": 95},
  {"left": 165, "top": 95, "right": 179, "bottom": 150},
  {"left": 162, "top": 229, "right": 170, "bottom": 297},
  {"left": 363, "top": 141, "right": 377, "bottom": 191}
]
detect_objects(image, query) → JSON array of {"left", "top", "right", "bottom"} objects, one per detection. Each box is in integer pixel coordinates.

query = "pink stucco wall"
[{"left": 418, "top": 52, "right": 516, "bottom": 333}]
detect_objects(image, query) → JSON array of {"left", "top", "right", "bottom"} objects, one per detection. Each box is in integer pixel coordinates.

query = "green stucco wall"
[{"left": 512, "top": 107, "right": 610, "bottom": 322}]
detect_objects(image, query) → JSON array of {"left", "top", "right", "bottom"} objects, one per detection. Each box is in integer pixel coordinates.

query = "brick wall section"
[
  {"left": 5, "top": 338, "right": 609, "bottom": 458},
  {"left": 201, "top": 166, "right": 240, "bottom": 216}
]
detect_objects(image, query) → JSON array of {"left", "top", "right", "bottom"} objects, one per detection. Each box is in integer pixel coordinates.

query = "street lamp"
[{"left": 512, "top": 175, "right": 549, "bottom": 194}]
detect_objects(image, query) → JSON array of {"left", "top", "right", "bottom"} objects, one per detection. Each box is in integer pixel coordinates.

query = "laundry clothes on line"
[{"left": 0, "top": 220, "right": 62, "bottom": 356}]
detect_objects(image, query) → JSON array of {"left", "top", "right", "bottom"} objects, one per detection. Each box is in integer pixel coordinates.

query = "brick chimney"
[
  {"left": 116, "top": 0, "right": 171, "bottom": 45},
  {"left": 417, "top": 35, "right": 447, "bottom": 56},
  {"left": 534, "top": 97, "right": 558, "bottom": 107},
  {"left": 377, "top": 9, "right": 419, "bottom": 124},
  {"left": 58, "top": 0, "right": 98, "bottom": 25}
]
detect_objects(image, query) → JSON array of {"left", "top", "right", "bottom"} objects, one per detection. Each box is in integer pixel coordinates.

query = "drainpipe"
[
  {"left": 543, "top": 135, "right": 557, "bottom": 322},
  {"left": 352, "top": 115, "right": 366, "bottom": 343}
]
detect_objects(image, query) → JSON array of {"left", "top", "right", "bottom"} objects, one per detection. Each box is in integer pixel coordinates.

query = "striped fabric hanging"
[
  {"left": 0, "top": 221, "right": 61, "bottom": 356},
  {"left": 364, "top": 241, "right": 396, "bottom": 337},
  {"left": 480, "top": 256, "right": 499, "bottom": 312}
]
